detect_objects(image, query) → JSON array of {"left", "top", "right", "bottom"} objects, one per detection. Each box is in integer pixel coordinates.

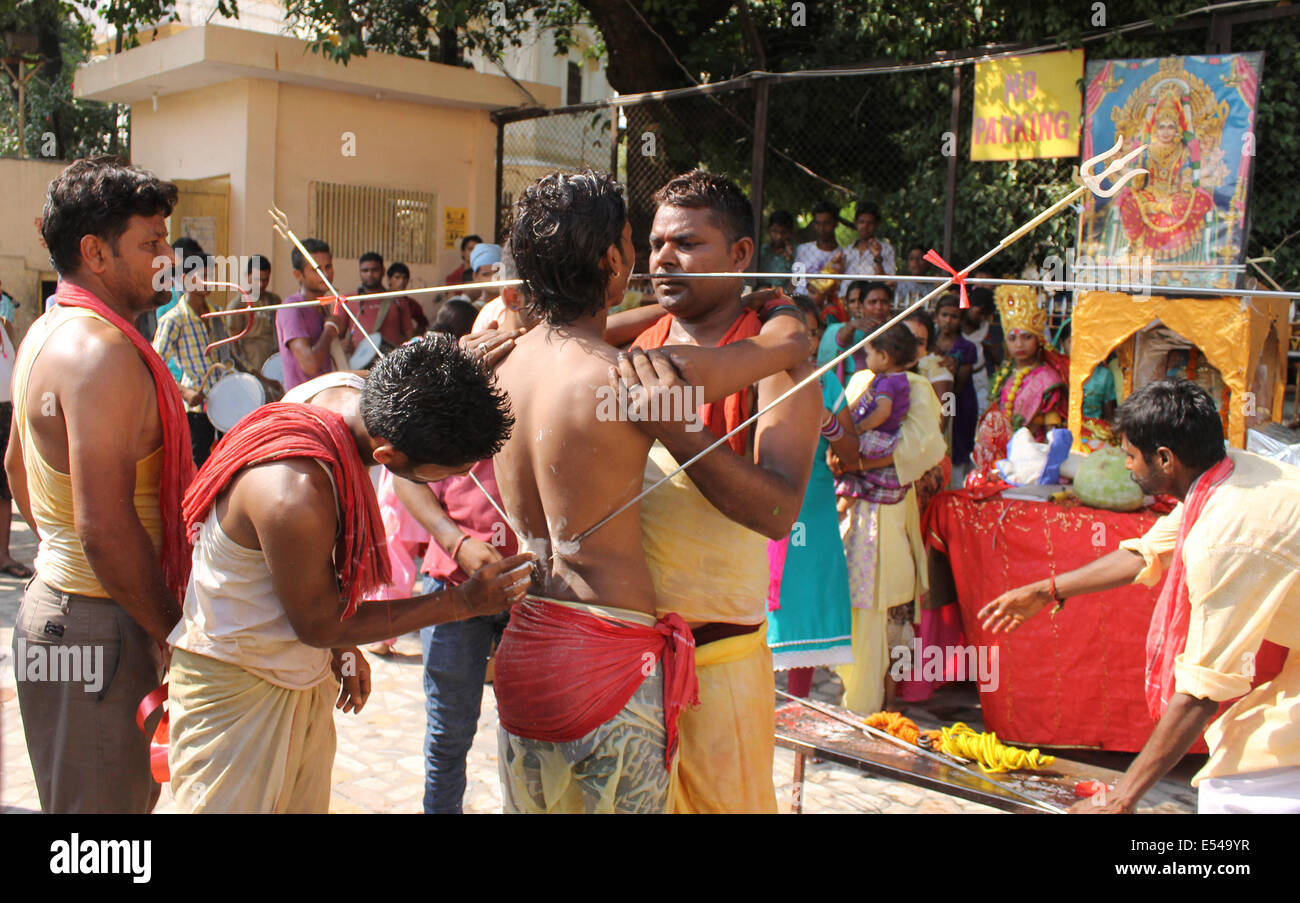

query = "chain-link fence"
[{"left": 494, "top": 17, "right": 1298, "bottom": 303}]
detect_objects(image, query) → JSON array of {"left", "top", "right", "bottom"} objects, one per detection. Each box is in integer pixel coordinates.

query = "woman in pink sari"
[{"left": 968, "top": 286, "right": 1069, "bottom": 484}]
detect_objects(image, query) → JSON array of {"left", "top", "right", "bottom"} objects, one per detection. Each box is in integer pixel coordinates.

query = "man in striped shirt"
[{"left": 151, "top": 254, "right": 239, "bottom": 466}]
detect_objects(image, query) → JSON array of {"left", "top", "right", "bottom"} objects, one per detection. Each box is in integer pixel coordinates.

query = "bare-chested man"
[
  {"left": 165, "top": 337, "right": 535, "bottom": 812},
  {"left": 632, "top": 170, "right": 823, "bottom": 813},
  {"left": 7, "top": 157, "right": 192, "bottom": 813},
  {"left": 490, "top": 169, "right": 813, "bottom": 813}
]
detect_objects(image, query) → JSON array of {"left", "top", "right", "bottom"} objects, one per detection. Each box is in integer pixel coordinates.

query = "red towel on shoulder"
[
  {"left": 182, "top": 403, "right": 390, "bottom": 619},
  {"left": 53, "top": 282, "right": 195, "bottom": 600},
  {"left": 633, "top": 309, "right": 762, "bottom": 455}
]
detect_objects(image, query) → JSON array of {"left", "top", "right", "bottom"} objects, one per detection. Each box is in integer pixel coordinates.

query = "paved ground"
[{"left": 0, "top": 511, "right": 1198, "bottom": 814}]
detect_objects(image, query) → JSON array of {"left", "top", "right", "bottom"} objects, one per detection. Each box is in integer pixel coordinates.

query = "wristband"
[
  {"left": 820, "top": 414, "right": 844, "bottom": 441},
  {"left": 1049, "top": 574, "right": 1065, "bottom": 611},
  {"left": 449, "top": 534, "right": 470, "bottom": 563}
]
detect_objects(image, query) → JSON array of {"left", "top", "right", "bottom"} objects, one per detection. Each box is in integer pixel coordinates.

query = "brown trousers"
[{"left": 12, "top": 576, "right": 163, "bottom": 813}]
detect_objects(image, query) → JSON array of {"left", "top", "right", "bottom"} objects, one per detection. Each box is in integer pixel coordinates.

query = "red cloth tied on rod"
[
  {"left": 634, "top": 309, "right": 762, "bottom": 456},
  {"left": 493, "top": 600, "right": 700, "bottom": 769},
  {"left": 923, "top": 249, "right": 970, "bottom": 309},
  {"left": 182, "top": 403, "right": 390, "bottom": 619}
]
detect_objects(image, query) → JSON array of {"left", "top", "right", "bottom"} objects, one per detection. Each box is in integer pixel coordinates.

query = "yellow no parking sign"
[{"left": 971, "top": 50, "right": 1084, "bottom": 161}]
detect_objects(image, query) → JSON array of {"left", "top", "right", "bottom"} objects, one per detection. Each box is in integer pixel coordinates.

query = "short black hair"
[
  {"left": 908, "top": 244, "right": 927, "bottom": 256},
  {"left": 968, "top": 286, "right": 995, "bottom": 313},
  {"left": 812, "top": 201, "right": 839, "bottom": 219},
  {"left": 41, "top": 156, "right": 178, "bottom": 276},
  {"left": 867, "top": 322, "right": 918, "bottom": 367},
  {"left": 291, "top": 238, "right": 331, "bottom": 274},
  {"left": 864, "top": 282, "right": 894, "bottom": 302},
  {"left": 361, "top": 335, "right": 514, "bottom": 468},
  {"left": 769, "top": 210, "right": 794, "bottom": 230},
  {"left": 461, "top": 235, "right": 483, "bottom": 252},
  {"left": 1112, "top": 379, "right": 1226, "bottom": 472},
  {"left": 248, "top": 255, "right": 272, "bottom": 275},
  {"left": 935, "top": 292, "right": 962, "bottom": 312},
  {"left": 790, "top": 293, "right": 819, "bottom": 320},
  {"left": 653, "top": 169, "right": 754, "bottom": 245},
  {"left": 905, "top": 309, "right": 936, "bottom": 351},
  {"left": 360, "top": 251, "right": 384, "bottom": 267},
  {"left": 431, "top": 299, "right": 478, "bottom": 338},
  {"left": 845, "top": 280, "right": 871, "bottom": 301},
  {"left": 387, "top": 262, "right": 410, "bottom": 279},
  {"left": 855, "top": 200, "right": 881, "bottom": 221},
  {"left": 510, "top": 169, "right": 627, "bottom": 326},
  {"left": 172, "top": 236, "right": 208, "bottom": 284}
]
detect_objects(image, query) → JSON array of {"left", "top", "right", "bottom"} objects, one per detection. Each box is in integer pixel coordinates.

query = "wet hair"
[
  {"left": 844, "top": 280, "right": 871, "bottom": 302},
  {"left": 510, "top": 169, "right": 627, "bottom": 326},
  {"left": 905, "top": 310, "right": 936, "bottom": 352},
  {"left": 1112, "top": 379, "right": 1226, "bottom": 471},
  {"left": 811, "top": 200, "right": 839, "bottom": 219},
  {"left": 387, "top": 262, "right": 410, "bottom": 279},
  {"left": 291, "top": 238, "right": 331, "bottom": 273},
  {"left": 248, "top": 255, "right": 272, "bottom": 275},
  {"left": 855, "top": 200, "right": 881, "bottom": 221},
  {"left": 653, "top": 169, "right": 754, "bottom": 245},
  {"left": 359, "top": 251, "right": 384, "bottom": 267},
  {"left": 769, "top": 210, "right": 794, "bottom": 230},
  {"left": 867, "top": 323, "right": 917, "bottom": 368},
  {"left": 430, "top": 299, "right": 478, "bottom": 338},
  {"left": 361, "top": 335, "right": 514, "bottom": 468},
  {"left": 460, "top": 234, "right": 483, "bottom": 252},
  {"left": 40, "top": 156, "right": 179, "bottom": 276}
]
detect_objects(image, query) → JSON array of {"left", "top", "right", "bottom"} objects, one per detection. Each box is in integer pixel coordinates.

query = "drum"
[
  {"left": 206, "top": 371, "right": 266, "bottom": 432},
  {"left": 261, "top": 352, "right": 283, "bottom": 384},
  {"left": 349, "top": 333, "right": 384, "bottom": 369}
]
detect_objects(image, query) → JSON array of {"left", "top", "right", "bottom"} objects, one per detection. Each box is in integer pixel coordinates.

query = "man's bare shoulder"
[
  {"left": 222, "top": 458, "right": 338, "bottom": 549},
  {"left": 40, "top": 316, "right": 152, "bottom": 390}
]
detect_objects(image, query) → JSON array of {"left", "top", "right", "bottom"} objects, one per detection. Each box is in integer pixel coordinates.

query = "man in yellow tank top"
[
  {"left": 6, "top": 158, "right": 186, "bottom": 813},
  {"left": 632, "top": 172, "right": 822, "bottom": 813}
]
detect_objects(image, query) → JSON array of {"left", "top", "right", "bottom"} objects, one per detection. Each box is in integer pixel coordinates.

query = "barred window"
[{"left": 310, "top": 182, "right": 438, "bottom": 264}]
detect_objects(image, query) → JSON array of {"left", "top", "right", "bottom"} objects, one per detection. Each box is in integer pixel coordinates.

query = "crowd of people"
[{"left": 6, "top": 155, "right": 1298, "bottom": 816}]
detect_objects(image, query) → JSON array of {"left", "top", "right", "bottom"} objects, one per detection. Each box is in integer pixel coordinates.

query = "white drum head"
[
  {"left": 349, "top": 333, "right": 383, "bottom": 369},
  {"left": 261, "top": 352, "right": 283, "bottom": 383},
  {"left": 206, "top": 372, "right": 266, "bottom": 432}
]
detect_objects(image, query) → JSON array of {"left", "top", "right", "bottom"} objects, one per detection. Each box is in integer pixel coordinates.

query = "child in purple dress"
[{"left": 834, "top": 324, "right": 917, "bottom": 505}]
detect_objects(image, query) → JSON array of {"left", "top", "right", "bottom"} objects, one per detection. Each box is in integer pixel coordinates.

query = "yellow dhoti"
[
  {"left": 671, "top": 628, "right": 778, "bottom": 814},
  {"left": 167, "top": 647, "right": 338, "bottom": 813},
  {"left": 641, "top": 441, "right": 778, "bottom": 814}
]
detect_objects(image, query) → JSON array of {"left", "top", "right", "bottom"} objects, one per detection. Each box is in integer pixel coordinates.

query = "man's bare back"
[{"left": 495, "top": 325, "right": 660, "bottom": 615}]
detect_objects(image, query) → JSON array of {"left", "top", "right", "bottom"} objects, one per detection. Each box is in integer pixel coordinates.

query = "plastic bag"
[{"left": 1246, "top": 427, "right": 1300, "bottom": 468}]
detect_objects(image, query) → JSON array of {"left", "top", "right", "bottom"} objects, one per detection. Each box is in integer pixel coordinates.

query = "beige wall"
[
  {"left": 127, "top": 77, "right": 498, "bottom": 302},
  {"left": 268, "top": 81, "right": 497, "bottom": 299},
  {"left": 0, "top": 158, "right": 67, "bottom": 338}
]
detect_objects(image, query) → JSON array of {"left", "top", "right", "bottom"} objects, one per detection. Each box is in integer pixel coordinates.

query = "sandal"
[{"left": 0, "top": 562, "right": 33, "bottom": 579}]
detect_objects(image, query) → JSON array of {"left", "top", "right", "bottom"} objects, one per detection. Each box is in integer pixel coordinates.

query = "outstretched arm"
[
  {"left": 250, "top": 462, "right": 533, "bottom": 647},
  {"left": 631, "top": 311, "right": 811, "bottom": 406},
  {"left": 978, "top": 547, "right": 1146, "bottom": 634}
]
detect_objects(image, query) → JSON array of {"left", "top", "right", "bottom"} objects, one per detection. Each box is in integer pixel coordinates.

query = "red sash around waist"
[{"left": 493, "top": 600, "right": 700, "bottom": 769}]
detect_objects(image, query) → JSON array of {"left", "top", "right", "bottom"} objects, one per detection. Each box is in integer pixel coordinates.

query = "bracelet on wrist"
[
  {"left": 449, "top": 534, "right": 470, "bottom": 562},
  {"left": 1049, "top": 575, "right": 1065, "bottom": 611}
]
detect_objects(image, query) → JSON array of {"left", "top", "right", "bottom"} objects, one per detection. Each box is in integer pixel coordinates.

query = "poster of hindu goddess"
[{"left": 1077, "top": 53, "right": 1262, "bottom": 289}]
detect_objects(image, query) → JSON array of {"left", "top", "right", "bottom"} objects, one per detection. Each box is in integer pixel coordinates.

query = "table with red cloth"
[{"left": 922, "top": 490, "right": 1198, "bottom": 753}]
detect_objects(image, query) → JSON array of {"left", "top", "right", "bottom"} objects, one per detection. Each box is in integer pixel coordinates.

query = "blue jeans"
[{"left": 419, "top": 574, "right": 509, "bottom": 814}]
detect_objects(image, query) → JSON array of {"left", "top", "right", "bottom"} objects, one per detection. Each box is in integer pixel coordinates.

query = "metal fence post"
[
  {"left": 610, "top": 103, "right": 620, "bottom": 180},
  {"left": 942, "top": 66, "right": 961, "bottom": 262},
  {"left": 494, "top": 117, "right": 506, "bottom": 243},
  {"left": 750, "top": 77, "right": 769, "bottom": 271}
]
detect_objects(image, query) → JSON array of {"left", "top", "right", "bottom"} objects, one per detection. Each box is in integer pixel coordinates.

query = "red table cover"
[{"left": 923, "top": 490, "right": 1207, "bottom": 753}]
